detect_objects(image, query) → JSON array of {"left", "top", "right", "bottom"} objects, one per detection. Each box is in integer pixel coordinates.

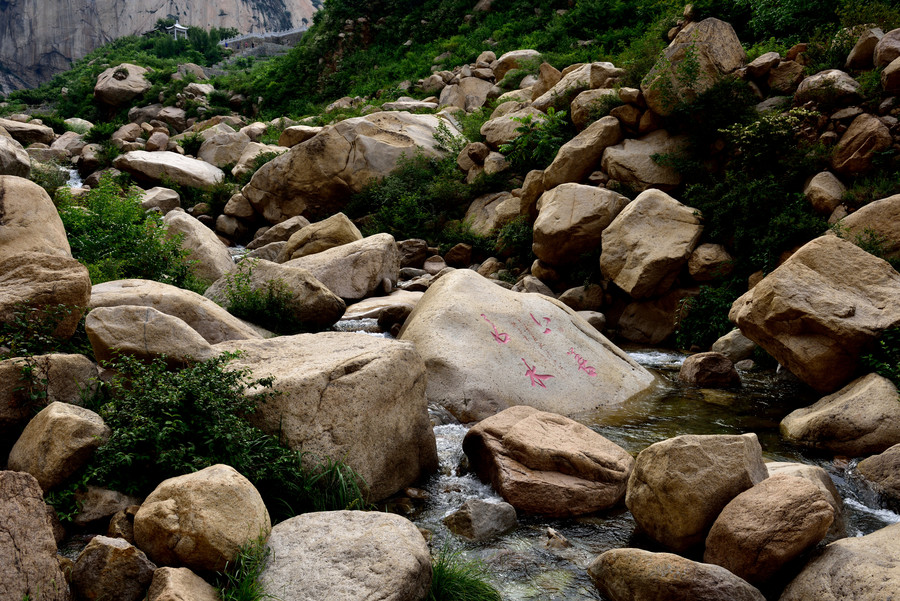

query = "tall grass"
[{"left": 429, "top": 545, "right": 502, "bottom": 601}]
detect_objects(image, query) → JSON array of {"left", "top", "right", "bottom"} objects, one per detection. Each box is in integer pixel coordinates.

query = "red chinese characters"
[{"left": 567, "top": 347, "right": 598, "bottom": 377}]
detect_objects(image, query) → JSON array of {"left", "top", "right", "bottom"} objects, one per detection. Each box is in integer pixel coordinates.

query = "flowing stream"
[{"left": 397, "top": 346, "right": 900, "bottom": 601}]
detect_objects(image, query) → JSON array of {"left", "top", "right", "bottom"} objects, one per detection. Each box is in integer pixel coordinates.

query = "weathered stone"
[
  {"left": 230, "top": 142, "right": 287, "bottom": 181},
  {"left": 134, "top": 464, "right": 270, "bottom": 573},
  {"left": 278, "top": 212, "right": 362, "bottom": 262},
  {"left": 617, "top": 289, "right": 693, "bottom": 346},
  {"left": 444, "top": 243, "right": 473, "bottom": 268},
  {"left": 0, "top": 176, "right": 71, "bottom": 260},
  {"left": 198, "top": 130, "right": 251, "bottom": 168},
  {"left": 260, "top": 511, "right": 431, "bottom": 601},
  {"left": 511, "top": 275, "right": 554, "bottom": 296},
  {"left": 0, "top": 117, "right": 55, "bottom": 146},
  {"left": 71, "top": 535, "right": 155, "bottom": 601},
  {"left": 480, "top": 107, "right": 547, "bottom": 149},
  {"left": 768, "top": 60, "right": 805, "bottom": 94},
  {"left": 246, "top": 215, "right": 310, "bottom": 250},
  {"left": 464, "top": 406, "right": 635, "bottom": 516},
  {"left": 711, "top": 329, "right": 757, "bottom": 362},
  {"left": 804, "top": 171, "right": 846, "bottom": 214},
  {"left": 443, "top": 498, "right": 517, "bottom": 541},
  {"left": 570, "top": 88, "right": 619, "bottom": 130},
  {"left": 147, "top": 567, "right": 220, "bottom": 601},
  {"left": 532, "top": 183, "right": 629, "bottom": 265},
  {"left": 729, "top": 235, "right": 900, "bottom": 393},
  {"left": 780, "top": 522, "right": 900, "bottom": 601},
  {"left": 144, "top": 131, "right": 168, "bottom": 152},
  {"left": 767, "top": 461, "right": 846, "bottom": 541},
  {"left": 156, "top": 107, "right": 187, "bottom": 132},
  {"left": 342, "top": 290, "right": 422, "bottom": 321},
  {"left": 217, "top": 333, "right": 437, "bottom": 501},
  {"left": 114, "top": 151, "right": 225, "bottom": 189},
  {"left": 848, "top": 28, "right": 884, "bottom": 70},
  {"left": 600, "top": 189, "right": 702, "bottom": 299},
  {"left": 838, "top": 193, "right": 900, "bottom": 259},
  {"left": 875, "top": 27, "right": 900, "bottom": 67},
  {"left": 0, "top": 135, "right": 30, "bottom": 177},
  {"left": 533, "top": 62, "right": 624, "bottom": 113},
  {"left": 493, "top": 49, "right": 542, "bottom": 81},
  {"left": 542, "top": 116, "right": 621, "bottom": 189},
  {"left": 205, "top": 259, "right": 346, "bottom": 331},
  {"left": 625, "top": 433, "right": 768, "bottom": 552},
  {"left": 747, "top": 51, "right": 781, "bottom": 79},
  {"left": 464, "top": 191, "right": 521, "bottom": 237},
  {"left": 558, "top": 285, "right": 604, "bottom": 312},
  {"left": 140, "top": 186, "right": 180, "bottom": 214},
  {"left": 530, "top": 62, "right": 562, "bottom": 99},
  {"left": 831, "top": 113, "right": 891, "bottom": 175},
  {"left": 94, "top": 64, "right": 151, "bottom": 106},
  {"left": 704, "top": 474, "right": 834, "bottom": 584},
  {"left": 588, "top": 548, "right": 766, "bottom": 601},
  {"left": 796, "top": 70, "right": 862, "bottom": 106},
  {"left": 688, "top": 243, "right": 733, "bottom": 282},
  {"left": 601, "top": 129, "right": 688, "bottom": 191},
  {"left": 8, "top": 402, "right": 110, "bottom": 492},
  {"left": 781, "top": 373, "right": 900, "bottom": 455},
  {"left": 679, "top": 352, "right": 740, "bottom": 388},
  {"left": 399, "top": 269, "right": 655, "bottom": 422},
  {"left": 163, "top": 211, "right": 236, "bottom": 285},
  {"left": 73, "top": 487, "right": 141, "bottom": 527},
  {"left": 0, "top": 471, "right": 72, "bottom": 601}
]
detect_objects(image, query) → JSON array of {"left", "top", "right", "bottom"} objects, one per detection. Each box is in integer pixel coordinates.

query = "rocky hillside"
[{"left": 0, "top": 0, "right": 319, "bottom": 93}]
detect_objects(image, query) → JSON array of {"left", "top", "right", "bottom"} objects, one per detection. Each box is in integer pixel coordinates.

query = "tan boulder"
[
  {"left": 558, "top": 285, "right": 604, "bottom": 311},
  {"left": 284, "top": 233, "right": 399, "bottom": 301},
  {"left": 838, "top": 193, "right": 900, "bottom": 259},
  {"left": 641, "top": 18, "right": 746, "bottom": 116},
  {"left": 0, "top": 135, "right": 30, "bottom": 177},
  {"left": 588, "top": 548, "right": 766, "bottom": 601},
  {"left": 858, "top": 444, "right": 900, "bottom": 506},
  {"left": 8, "top": 402, "right": 110, "bottom": 491},
  {"left": 342, "top": 289, "right": 423, "bottom": 320},
  {"left": 570, "top": 88, "right": 619, "bottom": 130},
  {"left": 0, "top": 117, "right": 55, "bottom": 146},
  {"left": 463, "top": 191, "right": 520, "bottom": 236},
  {"left": 617, "top": 288, "right": 694, "bottom": 345},
  {"left": 804, "top": 171, "right": 846, "bottom": 214},
  {"left": 147, "top": 567, "right": 219, "bottom": 601},
  {"left": 480, "top": 107, "right": 547, "bottom": 149},
  {"left": 831, "top": 113, "right": 891, "bottom": 175},
  {"left": 198, "top": 130, "right": 251, "bottom": 168},
  {"left": 0, "top": 252, "right": 91, "bottom": 338},
  {"left": 688, "top": 243, "right": 733, "bottom": 282},
  {"left": 278, "top": 212, "right": 362, "bottom": 262},
  {"left": 0, "top": 176, "right": 71, "bottom": 260},
  {"left": 883, "top": 56, "right": 900, "bottom": 94},
  {"left": 463, "top": 406, "right": 635, "bottom": 516},
  {"left": 134, "top": 464, "right": 271, "bottom": 572},
  {"left": 704, "top": 474, "right": 834, "bottom": 584},
  {"left": 530, "top": 62, "right": 562, "bottom": 99},
  {"left": 204, "top": 259, "right": 345, "bottom": 330},
  {"left": 600, "top": 188, "right": 703, "bottom": 299},
  {"left": 260, "top": 511, "right": 431, "bottom": 601},
  {"left": 781, "top": 373, "right": 900, "bottom": 455},
  {"left": 746, "top": 51, "right": 781, "bottom": 79},
  {"left": 0, "top": 471, "right": 72, "bottom": 601},
  {"left": 875, "top": 28, "right": 900, "bottom": 67},
  {"left": 398, "top": 269, "right": 655, "bottom": 423},
  {"left": 601, "top": 129, "right": 688, "bottom": 191},
  {"left": 625, "top": 433, "right": 769, "bottom": 552},
  {"left": 533, "top": 62, "right": 624, "bottom": 112},
  {"left": 71, "top": 535, "right": 156, "bottom": 601},
  {"left": 711, "top": 329, "right": 757, "bottom": 362},
  {"left": 780, "top": 522, "right": 900, "bottom": 601},
  {"left": 847, "top": 27, "right": 884, "bottom": 70},
  {"left": 144, "top": 131, "right": 169, "bottom": 152},
  {"left": 242, "top": 112, "right": 458, "bottom": 222},
  {"left": 795, "top": 70, "right": 861, "bottom": 105},
  {"left": 90, "top": 279, "right": 261, "bottom": 344},
  {"left": 216, "top": 333, "right": 438, "bottom": 501},
  {"left": 114, "top": 151, "right": 225, "bottom": 189},
  {"left": 86, "top": 305, "right": 216, "bottom": 366},
  {"left": 729, "top": 235, "right": 900, "bottom": 393},
  {"left": 245, "top": 215, "right": 311, "bottom": 250},
  {"left": 139, "top": 187, "right": 180, "bottom": 215},
  {"left": 163, "top": 211, "right": 236, "bottom": 285},
  {"left": 767, "top": 461, "right": 846, "bottom": 540},
  {"left": 278, "top": 125, "right": 324, "bottom": 147},
  {"left": 493, "top": 49, "right": 542, "bottom": 81},
  {"left": 532, "top": 183, "right": 629, "bottom": 265},
  {"left": 230, "top": 142, "right": 287, "bottom": 181},
  {"left": 94, "top": 64, "right": 151, "bottom": 106},
  {"left": 443, "top": 498, "right": 518, "bottom": 541},
  {"left": 51, "top": 131, "right": 87, "bottom": 156},
  {"left": 678, "top": 352, "right": 741, "bottom": 388},
  {"left": 542, "top": 115, "right": 621, "bottom": 189}
]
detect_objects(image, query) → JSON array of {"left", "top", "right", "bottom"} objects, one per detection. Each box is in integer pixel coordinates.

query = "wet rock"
[
  {"left": 711, "top": 329, "right": 757, "bottom": 362},
  {"left": 679, "top": 352, "right": 741, "bottom": 388},
  {"left": 443, "top": 499, "right": 517, "bottom": 541}
]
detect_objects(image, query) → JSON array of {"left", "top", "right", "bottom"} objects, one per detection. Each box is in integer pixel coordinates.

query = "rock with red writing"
[
  {"left": 463, "top": 406, "right": 635, "bottom": 516},
  {"left": 398, "top": 268, "right": 655, "bottom": 422}
]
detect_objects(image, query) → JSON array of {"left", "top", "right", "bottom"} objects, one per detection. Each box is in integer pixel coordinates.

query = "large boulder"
[
  {"left": 245, "top": 215, "right": 311, "bottom": 250},
  {"left": 729, "top": 235, "right": 900, "bottom": 393},
  {"left": 94, "top": 63, "right": 151, "bottom": 106},
  {"left": 71, "top": 535, "right": 156, "bottom": 601},
  {"left": 147, "top": 568, "right": 219, "bottom": 601},
  {"left": 463, "top": 191, "right": 520, "bottom": 236},
  {"left": 89, "top": 279, "right": 261, "bottom": 343},
  {"left": 242, "top": 112, "right": 458, "bottom": 222},
  {"left": 284, "top": 233, "right": 399, "bottom": 301},
  {"left": 0, "top": 117, "right": 55, "bottom": 146},
  {"left": 600, "top": 188, "right": 703, "bottom": 300},
  {"left": 795, "top": 70, "right": 861, "bottom": 106},
  {"left": 781, "top": 373, "right": 900, "bottom": 455},
  {"left": 600, "top": 129, "right": 688, "bottom": 192},
  {"left": 480, "top": 107, "right": 547, "bottom": 149},
  {"left": 766, "top": 461, "right": 846, "bottom": 541},
  {"left": 197, "top": 130, "right": 251, "bottom": 168},
  {"left": 216, "top": 333, "right": 438, "bottom": 501},
  {"left": 278, "top": 212, "right": 362, "bottom": 262},
  {"left": 259, "top": 511, "right": 431, "bottom": 601},
  {"left": 804, "top": 171, "right": 846, "bottom": 215},
  {"left": 858, "top": 444, "right": 900, "bottom": 507},
  {"left": 617, "top": 288, "right": 694, "bottom": 345},
  {"left": 114, "top": 151, "right": 225, "bottom": 189},
  {"left": 542, "top": 116, "right": 621, "bottom": 189},
  {"left": 641, "top": 18, "right": 746, "bottom": 116},
  {"left": 230, "top": 142, "right": 287, "bottom": 181},
  {"left": 204, "top": 259, "right": 346, "bottom": 331},
  {"left": 8, "top": 401, "right": 110, "bottom": 492},
  {"left": 134, "top": 464, "right": 270, "bottom": 573},
  {"left": 678, "top": 352, "right": 741, "bottom": 388},
  {"left": 780, "top": 522, "right": 900, "bottom": 601},
  {"left": 532, "top": 62, "right": 625, "bottom": 112},
  {"left": 0, "top": 252, "right": 91, "bottom": 338},
  {"left": 0, "top": 471, "right": 72, "bottom": 601},
  {"left": 463, "top": 406, "right": 635, "bottom": 516},
  {"left": 831, "top": 113, "right": 891, "bottom": 175},
  {"left": 704, "top": 474, "right": 835, "bottom": 584},
  {"left": 398, "top": 268, "right": 655, "bottom": 423},
  {"left": 588, "top": 548, "right": 766, "bottom": 601},
  {"left": 838, "top": 193, "right": 900, "bottom": 259},
  {"left": 493, "top": 49, "right": 543, "bottom": 81},
  {"left": 0, "top": 135, "right": 30, "bottom": 177},
  {"left": 532, "top": 183, "right": 629, "bottom": 265},
  {"left": 0, "top": 176, "right": 71, "bottom": 261},
  {"left": 163, "top": 211, "right": 236, "bottom": 285},
  {"left": 625, "top": 433, "right": 769, "bottom": 552}
]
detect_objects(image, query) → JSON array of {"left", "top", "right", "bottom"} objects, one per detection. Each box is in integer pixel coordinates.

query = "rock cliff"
[{"left": 0, "top": 0, "right": 318, "bottom": 92}]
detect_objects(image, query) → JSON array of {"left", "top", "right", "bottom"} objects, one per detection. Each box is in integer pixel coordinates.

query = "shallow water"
[{"left": 407, "top": 348, "right": 900, "bottom": 600}]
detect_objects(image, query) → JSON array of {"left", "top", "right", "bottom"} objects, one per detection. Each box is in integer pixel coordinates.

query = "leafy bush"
[
  {"left": 499, "top": 107, "right": 572, "bottom": 173},
  {"left": 31, "top": 113, "right": 70, "bottom": 135},
  {"left": 28, "top": 160, "right": 68, "bottom": 203},
  {"left": 179, "top": 132, "right": 205, "bottom": 157},
  {"left": 0, "top": 304, "right": 90, "bottom": 360},
  {"left": 218, "top": 260, "right": 309, "bottom": 335},
  {"left": 674, "top": 282, "right": 739, "bottom": 350},
  {"left": 84, "top": 121, "right": 121, "bottom": 144},
  {"left": 864, "top": 326, "right": 900, "bottom": 387},
  {"left": 57, "top": 174, "right": 203, "bottom": 290},
  {"left": 428, "top": 545, "right": 502, "bottom": 601}
]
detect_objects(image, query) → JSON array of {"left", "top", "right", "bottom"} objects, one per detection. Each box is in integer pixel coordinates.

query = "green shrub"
[
  {"left": 428, "top": 545, "right": 502, "bottom": 601},
  {"left": 84, "top": 121, "right": 121, "bottom": 144},
  {"left": 674, "top": 282, "right": 739, "bottom": 350},
  {"left": 499, "top": 107, "right": 572, "bottom": 173},
  {"left": 0, "top": 304, "right": 90, "bottom": 360},
  {"left": 218, "top": 260, "right": 310, "bottom": 335},
  {"left": 864, "top": 326, "right": 900, "bottom": 387},
  {"left": 216, "top": 534, "right": 274, "bottom": 601},
  {"left": 179, "top": 132, "right": 205, "bottom": 156},
  {"left": 31, "top": 112, "right": 70, "bottom": 135},
  {"left": 57, "top": 174, "right": 203, "bottom": 290},
  {"left": 27, "top": 160, "right": 68, "bottom": 203}
]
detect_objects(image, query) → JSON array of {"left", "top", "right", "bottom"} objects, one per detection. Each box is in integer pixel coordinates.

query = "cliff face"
[{"left": 0, "top": 0, "right": 318, "bottom": 92}]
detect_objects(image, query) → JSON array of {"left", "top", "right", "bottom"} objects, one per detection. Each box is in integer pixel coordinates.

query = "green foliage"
[
  {"left": 736, "top": 0, "right": 841, "bottom": 41},
  {"left": 219, "top": 260, "right": 308, "bottom": 335},
  {"left": 27, "top": 160, "right": 68, "bottom": 204},
  {"left": 216, "top": 534, "right": 275, "bottom": 601},
  {"left": 499, "top": 107, "right": 572, "bottom": 173},
  {"left": 84, "top": 121, "right": 121, "bottom": 144},
  {"left": 179, "top": 132, "right": 205, "bottom": 156},
  {"left": 31, "top": 113, "right": 70, "bottom": 135},
  {"left": 0, "top": 304, "right": 89, "bottom": 360},
  {"left": 838, "top": 0, "right": 900, "bottom": 31},
  {"left": 495, "top": 215, "right": 533, "bottom": 261},
  {"left": 675, "top": 282, "right": 739, "bottom": 350},
  {"left": 863, "top": 326, "right": 900, "bottom": 388},
  {"left": 57, "top": 174, "right": 203, "bottom": 290},
  {"left": 428, "top": 545, "right": 502, "bottom": 601}
]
